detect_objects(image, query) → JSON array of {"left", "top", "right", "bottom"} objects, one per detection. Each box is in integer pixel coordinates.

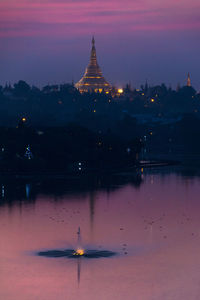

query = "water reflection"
[
  {"left": 0, "top": 172, "right": 142, "bottom": 208},
  {"left": 25, "top": 183, "right": 31, "bottom": 199},
  {"left": 1, "top": 184, "right": 5, "bottom": 198},
  {"left": 37, "top": 249, "right": 116, "bottom": 259},
  {"left": 1, "top": 166, "right": 200, "bottom": 300},
  {"left": 0, "top": 165, "right": 200, "bottom": 209},
  {"left": 89, "top": 192, "right": 95, "bottom": 237},
  {"left": 38, "top": 248, "right": 116, "bottom": 286},
  {"left": 77, "top": 257, "right": 81, "bottom": 285}
]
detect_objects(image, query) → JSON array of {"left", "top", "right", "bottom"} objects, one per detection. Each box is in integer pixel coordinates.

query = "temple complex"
[{"left": 75, "top": 37, "right": 112, "bottom": 93}]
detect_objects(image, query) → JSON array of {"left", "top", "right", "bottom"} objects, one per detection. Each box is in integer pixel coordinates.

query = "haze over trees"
[
  {"left": 0, "top": 80, "right": 200, "bottom": 173},
  {"left": 0, "top": 80, "right": 199, "bottom": 129}
]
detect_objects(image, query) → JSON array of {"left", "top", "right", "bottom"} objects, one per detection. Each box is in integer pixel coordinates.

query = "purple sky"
[{"left": 0, "top": 0, "right": 200, "bottom": 89}]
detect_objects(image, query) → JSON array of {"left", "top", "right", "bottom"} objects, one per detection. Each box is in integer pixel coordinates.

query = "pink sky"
[
  {"left": 1, "top": 0, "right": 200, "bottom": 37},
  {"left": 0, "top": 0, "right": 200, "bottom": 87}
]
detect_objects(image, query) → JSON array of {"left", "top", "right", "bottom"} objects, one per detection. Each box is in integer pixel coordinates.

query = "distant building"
[
  {"left": 75, "top": 37, "right": 111, "bottom": 93},
  {"left": 187, "top": 73, "right": 191, "bottom": 87}
]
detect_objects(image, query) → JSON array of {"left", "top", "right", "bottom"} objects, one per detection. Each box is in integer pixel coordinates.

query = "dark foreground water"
[{"left": 1, "top": 167, "right": 200, "bottom": 300}]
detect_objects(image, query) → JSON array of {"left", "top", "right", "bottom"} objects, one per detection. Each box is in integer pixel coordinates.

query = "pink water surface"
[{"left": 1, "top": 172, "right": 200, "bottom": 300}]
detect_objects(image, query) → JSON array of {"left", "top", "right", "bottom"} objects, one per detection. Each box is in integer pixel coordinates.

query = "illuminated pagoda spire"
[
  {"left": 75, "top": 37, "right": 111, "bottom": 93},
  {"left": 187, "top": 72, "right": 191, "bottom": 87}
]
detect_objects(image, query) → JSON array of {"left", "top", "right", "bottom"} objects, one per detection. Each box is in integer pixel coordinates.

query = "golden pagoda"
[{"left": 75, "top": 37, "right": 111, "bottom": 93}]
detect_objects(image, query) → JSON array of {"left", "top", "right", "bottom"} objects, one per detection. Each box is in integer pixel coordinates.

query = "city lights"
[{"left": 118, "top": 88, "right": 123, "bottom": 94}]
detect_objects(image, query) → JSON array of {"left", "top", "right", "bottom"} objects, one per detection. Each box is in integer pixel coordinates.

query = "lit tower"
[
  {"left": 187, "top": 72, "right": 191, "bottom": 87},
  {"left": 75, "top": 37, "right": 111, "bottom": 93}
]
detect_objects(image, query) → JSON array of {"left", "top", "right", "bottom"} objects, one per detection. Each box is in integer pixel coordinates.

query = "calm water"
[{"left": 1, "top": 168, "right": 200, "bottom": 300}]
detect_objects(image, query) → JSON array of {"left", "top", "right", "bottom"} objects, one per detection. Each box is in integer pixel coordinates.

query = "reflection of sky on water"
[
  {"left": 1, "top": 168, "right": 200, "bottom": 299},
  {"left": 0, "top": 165, "right": 200, "bottom": 207},
  {"left": 0, "top": 172, "right": 142, "bottom": 207}
]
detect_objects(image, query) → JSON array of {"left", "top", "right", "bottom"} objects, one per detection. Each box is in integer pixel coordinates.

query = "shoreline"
[{"left": 0, "top": 160, "right": 180, "bottom": 179}]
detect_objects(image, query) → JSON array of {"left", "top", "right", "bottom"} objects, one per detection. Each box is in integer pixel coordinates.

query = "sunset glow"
[
  {"left": 0, "top": 0, "right": 200, "bottom": 87},
  {"left": 1, "top": 0, "right": 200, "bottom": 38}
]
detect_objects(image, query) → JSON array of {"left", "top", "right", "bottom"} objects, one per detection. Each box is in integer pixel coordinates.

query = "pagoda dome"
[{"left": 75, "top": 37, "right": 111, "bottom": 93}]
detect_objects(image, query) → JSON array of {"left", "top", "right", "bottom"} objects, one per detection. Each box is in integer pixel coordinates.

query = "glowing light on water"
[
  {"left": 37, "top": 223, "right": 116, "bottom": 285},
  {"left": 73, "top": 249, "right": 85, "bottom": 256}
]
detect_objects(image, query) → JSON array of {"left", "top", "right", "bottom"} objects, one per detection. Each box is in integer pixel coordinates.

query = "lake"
[{"left": 1, "top": 167, "right": 200, "bottom": 300}]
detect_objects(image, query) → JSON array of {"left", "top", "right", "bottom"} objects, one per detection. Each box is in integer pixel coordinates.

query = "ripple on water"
[{"left": 37, "top": 249, "right": 116, "bottom": 258}]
